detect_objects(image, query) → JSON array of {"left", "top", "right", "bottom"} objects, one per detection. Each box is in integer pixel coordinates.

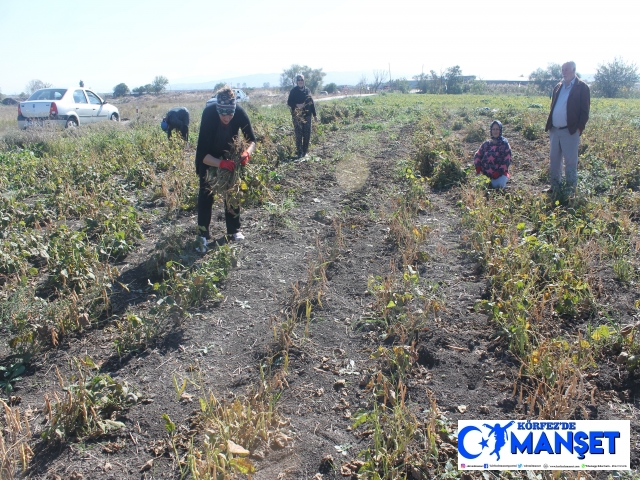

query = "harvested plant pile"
[{"left": 206, "top": 136, "right": 253, "bottom": 211}]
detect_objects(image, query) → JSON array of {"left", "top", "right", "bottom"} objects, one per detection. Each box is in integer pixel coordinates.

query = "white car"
[
  {"left": 206, "top": 89, "right": 249, "bottom": 107},
  {"left": 18, "top": 87, "right": 120, "bottom": 129}
]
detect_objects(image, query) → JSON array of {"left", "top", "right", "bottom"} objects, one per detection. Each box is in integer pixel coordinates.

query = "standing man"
[
  {"left": 544, "top": 61, "right": 590, "bottom": 191},
  {"left": 287, "top": 74, "right": 317, "bottom": 159},
  {"left": 161, "top": 106, "right": 190, "bottom": 141}
]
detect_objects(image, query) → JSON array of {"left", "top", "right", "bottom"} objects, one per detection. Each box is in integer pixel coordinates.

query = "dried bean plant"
[{"left": 206, "top": 136, "right": 251, "bottom": 213}]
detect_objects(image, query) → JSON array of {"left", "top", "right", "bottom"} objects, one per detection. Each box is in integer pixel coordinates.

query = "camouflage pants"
[{"left": 293, "top": 114, "right": 312, "bottom": 156}]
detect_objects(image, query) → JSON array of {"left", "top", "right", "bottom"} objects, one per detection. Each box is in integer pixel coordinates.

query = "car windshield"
[{"left": 28, "top": 89, "right": 67, "bottom": 101}]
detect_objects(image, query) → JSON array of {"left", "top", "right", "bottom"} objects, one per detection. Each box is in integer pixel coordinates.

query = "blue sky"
[{"left": 2, "top": 0, "right": 639, "bottom": 94}]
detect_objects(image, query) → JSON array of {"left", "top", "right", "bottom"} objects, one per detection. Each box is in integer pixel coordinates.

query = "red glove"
[
  {"left": 240, "top": 151, "right": 251, "bottom": 166},
  {"left": 476, "top": 166, "right": 482, "bottom": 174},
  {"left": 219, "top": 160, "right": 235, "bottom": 172},
  {"left": 492, "top": 171, "right": 501, "bottom": 179}
]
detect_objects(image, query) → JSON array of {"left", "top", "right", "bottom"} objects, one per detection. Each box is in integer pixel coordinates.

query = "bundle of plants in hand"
[{"left": 206, "top": 136, "right": 254, "bottom": 211}]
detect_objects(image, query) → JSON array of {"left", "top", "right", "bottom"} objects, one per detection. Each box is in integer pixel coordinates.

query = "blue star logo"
[{"left": 479, "top": 437, "right": 489, "bottom": 449}]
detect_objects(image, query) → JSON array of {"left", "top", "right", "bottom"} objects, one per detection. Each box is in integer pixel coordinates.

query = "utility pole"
[{"left": 388, "top": 63, "right": 391, "bottom": 83}]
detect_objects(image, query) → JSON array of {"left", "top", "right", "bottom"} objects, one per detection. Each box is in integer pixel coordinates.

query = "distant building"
[{"left": 484, "top": 79, "right": 530, "bottom": 86}]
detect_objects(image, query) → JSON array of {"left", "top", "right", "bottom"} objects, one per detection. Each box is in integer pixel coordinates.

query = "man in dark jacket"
[
  {"left": 194, "top": 88, "right": 256, "bottom": 250},
  {"left": 287, "top": 74, "right": 317, "bottom": 158},
  {"left": 544, "top": 61, "right": 590, "bottom": 191},
  {"left": 161, "top": 106, "right": 190, "bottom": 141}
]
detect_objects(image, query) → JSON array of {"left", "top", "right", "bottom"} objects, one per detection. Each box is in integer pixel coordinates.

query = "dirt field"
[{"left": 0, "top": 90, "right": 638, "bottom": 479}]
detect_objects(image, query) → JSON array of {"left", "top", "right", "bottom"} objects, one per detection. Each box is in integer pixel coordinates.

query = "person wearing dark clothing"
[
  {"left": 195, "top": 87, "right": 256, "bottom": 250},
  {"left": 161, "top": 107, "right": 190, "bottom": 141},
  {"left": 544, "top": 61, "right": 590, "bottom": 190},
  {"left": 287, "top": 74, "right": 317, "bottom": 158}
]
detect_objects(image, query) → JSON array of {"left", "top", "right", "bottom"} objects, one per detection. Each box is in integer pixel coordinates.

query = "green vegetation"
[
  {"left": 1, "top": 91, "right": 639, "bottom": 478},
  {"left": 280, "top": 64, "right": 326, "bottom": 93},
  {"left": 324, "top": 82, "right": 339, "bottom": 93},
  {"left": 529, "top": 63, "right": 562, "bottom": 93},
  {"left": 113, "top": 82, "right": 130, "bottom": 98},
  {"left": 593, "top": 57, "right": 640, "bottom": 98},
  {"left": 151, "top": 75, "right": 169, "bottom": 94},
  {"left": 42, "top": 358, "right": 139, "bottom": 442}
]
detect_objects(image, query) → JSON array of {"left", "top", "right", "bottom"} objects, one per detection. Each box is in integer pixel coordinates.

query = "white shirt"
[{"left": 551, "top": 77, "right": 575, "bottom": 128}]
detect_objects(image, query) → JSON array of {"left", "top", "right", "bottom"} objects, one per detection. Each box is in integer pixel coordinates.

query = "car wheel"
[
  {"left": 110, "top": 113, "right": 119, "bottom": 121},
  {"left": 65, "top": 117, "right": 78, "bottom": 128}
]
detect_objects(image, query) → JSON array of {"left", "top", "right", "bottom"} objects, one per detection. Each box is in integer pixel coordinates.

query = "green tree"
[
  {"left": 445, "top": 65, "right": 463, "bottom": 94},
  {"left": 593, "top": 57, "right": 639, "bottom": 98},
  {"left": 324, "top": 82, "right": 338, "bottom": 93},
  {"left": 213, "top": 82, "right": 226, "bottom": 92},
  {"left": 529, "top": 63, "right": 562, "bottom": 93},
  {"left": 280, "top": 64, "right": 326, "bottom": 93},
  {"left": 280, "top": 64, "right": 303, "bottom": 90},
  {"left": 25, "top": 79, "right": 52, "bottom": 95},
  {"left": 113, "top": 83, "right": 130, "bottom": 98},
  {"left": 151, "top": 76, "right": 169, "bottom": 94},
  {"left": 390, "top": 77, "right": 410, "bottom": 93},
  {"left": 470, "top": 80, "right": 487, "bottom": 94},
  {"left": 413, "top": 72, "right": 427, "bottom": 93},
  {"left": 421, "top": 70, "right": 444, "bottom": 94},
  {"left": 263, "top": 82, "right": 270, "bottom": 89},
  {"left": 79, "top": 80, "right": 85, "bottom": 87}
]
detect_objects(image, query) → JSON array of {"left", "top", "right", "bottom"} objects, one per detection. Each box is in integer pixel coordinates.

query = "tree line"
[{"left": 15, "top": 58, "right": 638, "bottom": 100}]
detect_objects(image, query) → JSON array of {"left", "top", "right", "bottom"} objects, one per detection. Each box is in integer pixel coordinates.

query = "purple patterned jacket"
[{"left": 473, "top": 138, "right": 512, "bottom": 179}]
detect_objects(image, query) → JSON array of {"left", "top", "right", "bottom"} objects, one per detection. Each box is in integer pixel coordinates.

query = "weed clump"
[
  {"left": 185, "top": 390, "right": 284, "bottom": 477},
  {"left": 42, "top": 360, "right": 140, "bottom": 442},
  {"left": 429, "top": 158, "right": 467, "bottom": 189},
  {"left": 319, "top": 104, "right": 350, "bottom": 124},
  {"left": 523, "top": 122, "right": 544, "bottom": 140},
  {"left": 463, "top": 125, "right": 485, "bottom": 143}
]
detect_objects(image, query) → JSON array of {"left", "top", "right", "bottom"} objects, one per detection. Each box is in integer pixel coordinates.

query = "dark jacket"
[
  {"left": 545, "top": 78, "right": 590, "bottom": 135},
  {"left": 195, "top": 105, "right": 256, "bottom": 175},
  {"left": 287, "top": 86, "right": 316, "bottom": 117},
  {"left": 166, "top": 107, "right": 189, "bottom": 129}
]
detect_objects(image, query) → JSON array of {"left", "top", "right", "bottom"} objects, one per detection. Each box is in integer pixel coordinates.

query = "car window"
[
  {"left": 73, "top": 90, "right": 88, "bottom": 104},
  {"left": 27, "top": 89, "right": 67, "bottom": 101},
  {"left": 86, "top": 91, "right": 102, "bottom": 105}
]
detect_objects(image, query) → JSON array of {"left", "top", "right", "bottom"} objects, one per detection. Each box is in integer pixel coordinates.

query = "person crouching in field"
[
  {"left": 161, "top": 106, "right": 190, "bottom": 141},
  {"left": 473, "top": 120, "right": 512, "bottom": 189},
  {"left": 194, "top": 87, "right": 256, "bottom": 251},
  {"left": 287, "top": 74, "right": 317, "bottom": 158}
]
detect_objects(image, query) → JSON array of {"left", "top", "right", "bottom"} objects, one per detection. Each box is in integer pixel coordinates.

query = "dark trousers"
[
  {"left": 197, "top": 171, "right": 240, "bottom": 238},
  {"left": 293, "top": 114, "right": 312, "bottom": 156},
  {"left": 168, "top": 126, "right": 188, "bottom": 141}
]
